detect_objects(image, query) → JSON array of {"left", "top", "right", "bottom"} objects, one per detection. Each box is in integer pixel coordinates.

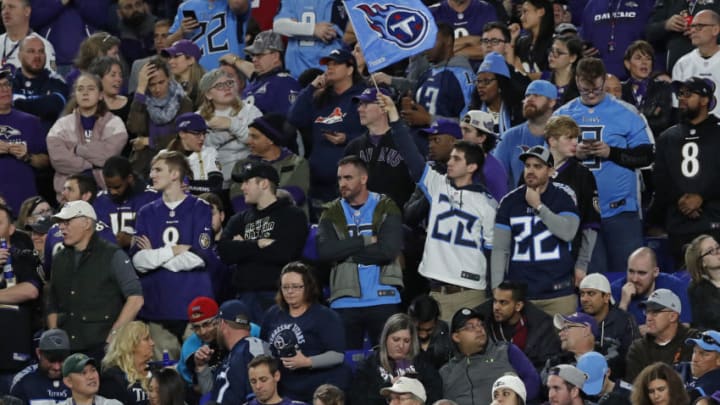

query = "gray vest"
[{"left": 440, "top": 341, "right": 515, "bottom": 405}]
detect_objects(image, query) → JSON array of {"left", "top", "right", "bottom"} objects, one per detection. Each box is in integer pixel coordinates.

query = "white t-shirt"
[{"left": 672, "top": 48, "right": 720, "bottom": 117}]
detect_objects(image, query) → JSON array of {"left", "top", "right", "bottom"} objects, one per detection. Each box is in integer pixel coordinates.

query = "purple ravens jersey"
[
  {"left": 242, "top": 69, "right": 301, "bottom": 115},
  {"left": 430, "top": 0, "right": 500, "bottom": 39},
  {"left": 93, "top": 186, "right": 159, "bottom": 247},
  {"left": 132, "top": 196, "right": 214, "bottom": 320},
  {"left": 0, "top": 110, "right": 46, "bottom": 216}
]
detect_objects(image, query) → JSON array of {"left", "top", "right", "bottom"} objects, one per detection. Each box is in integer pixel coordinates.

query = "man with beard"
[
  {"left": 475, "top": 280, "right": 561, "bottom": 371},
  {"left": 198, "top": 300, "right": 269, "bottom": 404},
  {"left": 492, "top": 146, "right": 580, "bottom": 315},
  {"left": 671, "top": 10, "right": 720, "bottom": 118},
  {"left": 648, "top": 77, "right": 720, "bottom": 261},
  {"left": 555, "top": 57, "right": 654, "bottom": 275},
  {"left": 115, "top": 0, "right": 157, "bottom": 65},
  {"left": 93, "top": 156, "right": 158, "bottom": 250},
  {"left": 317, "top": 155, "right": 403, "bottom": 348},
  {"left": 10, "top": 329, "right": 72, "bottom": 403},
  {"left": 0, "top": 0, "right": 55, "bottom": 71},
  {"left": 494, "top": 80, "right": 557, "bottom": 187},
  {"left": 179, "top": 297, "right": 224, "bottom": 394},
  {"left": 11, "top": 35, "right": 67, "bottom": 131}
]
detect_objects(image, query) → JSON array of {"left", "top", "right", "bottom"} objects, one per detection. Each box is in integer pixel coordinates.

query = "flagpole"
[{"left": 343, "top": 0, "right": 382, "bottom": 93}]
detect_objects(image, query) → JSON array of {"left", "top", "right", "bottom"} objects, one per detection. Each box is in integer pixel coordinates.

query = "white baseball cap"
[
  {"left": 53, "top": 201, "right": 97, "bottom": 221},
  {"left": 380, "top": 377, "right": 427, "bottom": 402},
  {"left": 579, "top": 273, "right": 615, "bottom": 304}
]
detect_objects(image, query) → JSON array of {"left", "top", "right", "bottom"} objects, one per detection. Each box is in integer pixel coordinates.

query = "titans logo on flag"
[{"left": 354, "top": 3, "right": 430, "bottom": 49}]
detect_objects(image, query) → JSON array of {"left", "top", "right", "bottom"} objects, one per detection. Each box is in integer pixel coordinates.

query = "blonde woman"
[
  {"left": 162, "top": 39, "right": 205, "bottom": 108},
  {"left": 686, "top": 234, "right": 720, "bottom": 330},
  {"left": 100, "top": 321, "right": 155, "bottom": 405},
  {"left": 197, "top": 68, "right": 262, "bottom": 191}
]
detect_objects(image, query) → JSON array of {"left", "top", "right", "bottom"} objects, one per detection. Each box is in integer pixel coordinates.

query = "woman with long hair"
[
  {"left": 513, "top": 0, "right": 555, "bottom": 79},
  {"left": 126, "top": 56, "right": 193, "bottom": 178},
  {"left": 162, "top": 40, "right": 205, "bottom": 108},
  {"left": 147, "top": 368, "right": 184, "bottom": 405},
  {"left": 67, "top": 32, "right": 122, "bottom": 89},
  {"left": 471, "top": 52, "right": 525, "bottom": 137},
  {"left": 287, "top": 49, "right": 366, "bottom": 218},
  {"left": 197, "top": 68, "right": 262, "bottom": 193},
  {"left": 100, "top": 321, "right": 155, "bottom": 405},
  {"left": 631, "top": 362, "right": 689, "bottom": 405},
  {"left": 542, "top": 34, "right": 583, "bottom": 106},
  {"left": 260, "top": 262, "right": 349, "bottom": 402},
  {"left": 351, "top": 313, "right": 442, "bottom": 405},
  {"left": 88, "top": 56, "right": 130, "bottom": 124},
  {"left": 686, "top": 234, "right": 720, "bottom": 330},
  {"left": 47, "top": 73, "right": 127, "bottom": 201}
]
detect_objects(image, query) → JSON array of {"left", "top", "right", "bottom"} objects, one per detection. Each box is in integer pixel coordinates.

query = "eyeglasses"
[
  {"left": 281, "top": 284, "right": 305, "bottom": 292},
  {"left": 550, "top": 47, "right": 569, "bottom": 56},
  {"left": 191, "top": 318, "right": 216, "bottom": 332},
  {"left": 481, "top": 38, "right": 506, "bottom": 46},
  {"left": 459, "top": 322, "right": 483, "bottom": 332},
  {"left": 475, "top": 78, "right": 497, "bottom": 86},
  {"left": 211, "top": 80, "right": 235, "bottom": 90},
  {"left": 577, "top": 81, "right": 605, "bottom": 95},
  {"left": 702, "top": 246, "right": 720, "bottom": 258},
  {"left": 689, "top": 23, "right": 717, "bottom": 30}
]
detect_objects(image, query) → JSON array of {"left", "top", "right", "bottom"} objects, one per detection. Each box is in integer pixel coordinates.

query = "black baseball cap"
[
  {"left": 672, "top": 77, "right": 717, "bottom": 111},
  {"left": 451, "top": 307, "right": 483, "bottom": 333},
  {"left": 231, "top": 161, "right": 280, "bottom": 185}
]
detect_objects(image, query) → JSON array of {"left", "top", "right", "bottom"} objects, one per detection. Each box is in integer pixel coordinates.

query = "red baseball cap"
[{"left": 187, "top": 296, "right": 218, "bottom": 322}]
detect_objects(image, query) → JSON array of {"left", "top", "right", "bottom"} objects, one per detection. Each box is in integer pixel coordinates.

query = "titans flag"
[{"left": 345, "top": 0, "right": 437, "bottom": 72}]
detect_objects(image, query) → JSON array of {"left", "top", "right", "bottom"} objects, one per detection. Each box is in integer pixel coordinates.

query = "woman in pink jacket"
[{"left": 47, "top": 73, "right": 128, "bottom": 202}]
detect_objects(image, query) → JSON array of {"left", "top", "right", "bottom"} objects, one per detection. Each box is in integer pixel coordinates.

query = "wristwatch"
[{"left": 533, "top": 204, "right": 544, "bottom": 215}]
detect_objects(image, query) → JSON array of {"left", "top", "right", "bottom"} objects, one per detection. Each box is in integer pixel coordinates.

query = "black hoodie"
[{"left": 218, "top": 198, "right": 308, "bottom": 291}]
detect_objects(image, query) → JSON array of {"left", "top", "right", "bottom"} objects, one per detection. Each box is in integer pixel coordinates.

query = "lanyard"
[
  {"left": 2, "top": 30, "right": 31, "bottom": 65},
  {"left": 607, "top": 0, "right": 624, "bottom": 52}
]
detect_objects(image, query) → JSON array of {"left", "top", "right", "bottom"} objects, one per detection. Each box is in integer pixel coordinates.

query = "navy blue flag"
[{"left": 345, "top": 0, "right": 438, "bottom": 72}]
